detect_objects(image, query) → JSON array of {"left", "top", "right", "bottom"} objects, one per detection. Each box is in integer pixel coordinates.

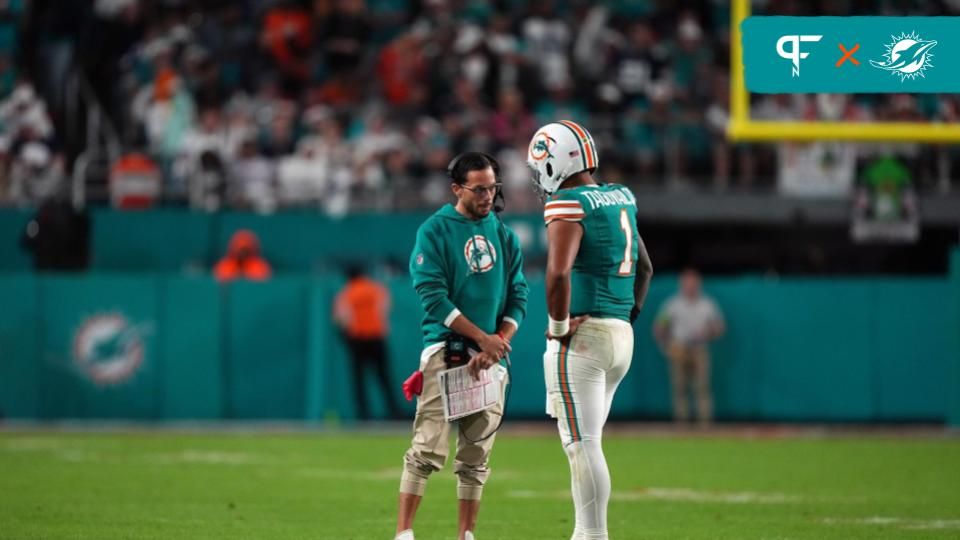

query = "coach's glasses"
[{"left": 460, "top": 183, "right": 503, "bottom": 197}]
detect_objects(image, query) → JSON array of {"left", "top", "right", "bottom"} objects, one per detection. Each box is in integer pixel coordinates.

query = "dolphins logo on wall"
[
  {"left": 72, "top": 313, "right": 150, "bottom": 386},
  {"left": 870, "top": 31, "right": 937, "bottom": 82}
]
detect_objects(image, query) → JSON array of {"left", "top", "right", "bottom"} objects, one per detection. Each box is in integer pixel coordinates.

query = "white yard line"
[
  {"left": 509, "top": 487, "right": 802, "bottom": 504},
  {"left": 820, "top": 516, "right": 960, "bottom": 530},
  {"left": 143, "top": 450, "right": 261, "bottom": 466}
]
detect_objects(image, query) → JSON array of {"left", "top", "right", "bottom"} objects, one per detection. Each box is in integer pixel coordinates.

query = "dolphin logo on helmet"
[{"left": 526, "top": 120, "right": 599, "bottom": 198}]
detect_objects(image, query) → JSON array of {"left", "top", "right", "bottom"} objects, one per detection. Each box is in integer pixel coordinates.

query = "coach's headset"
[
  {"left": 447, "top": 151, "right": 506, "bottom": 213},
  {"left": 445, "top": 151, "right": 511, "bottom": 443}
]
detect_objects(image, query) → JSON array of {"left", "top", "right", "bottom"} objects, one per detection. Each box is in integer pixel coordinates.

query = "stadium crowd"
[{"left": 0, "top": 0, "right": 957, "bottom": 211}]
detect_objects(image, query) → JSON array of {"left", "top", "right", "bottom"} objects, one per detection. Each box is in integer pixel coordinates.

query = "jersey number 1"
[{"left": 618, "top": 208, "right": 634, "bottom": 275}]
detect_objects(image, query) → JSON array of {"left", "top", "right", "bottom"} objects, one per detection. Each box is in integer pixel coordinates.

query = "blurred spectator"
[
  {"left": 138, "top": 65, "right": 195, "bottom": 163},
  {"left": 0, "top": 81, "right": 54, "bottom": 141},
  {"left": 188, "top": 150, "right": 226, "bottom": 212},
  {"left": 858, "top": 156, "right": 917, "bottom": 222},
  {"left": 670, "top": 14, "right": 712, "bottom": 99},
  {"left": 706, "top": 72, "right": 756, "bottom": 189},
  {"left": 488, "top": 88, "right": 535, "bottom": 151},
  {"left": 260, "top": 1, "right": 312, "bottom": 95},
  {"left": 251, "top": 80, "right": 297, "bottom": 157},
  {"left": 276, "top": 136, "right": 327, "bottom": 208},
  {"left": 613, "top": 21, "right": 668, "bottom": 103},
  {"left": 228, "top": 138, "right": 276, "bottom": 213},
  {"left": 376, "top": 30, "right": 427, "bottom": 109},
  {"left": 0, "top": 80, "right": 58, "bottom": 205},
  {"left": 654, "top": 268, "right": 725, "bottom": 426},
  {"left": 333, "top": 265, "right": 399, "bottom": 420},
  {"left": 522, "top": 0, "right": 572, "bottom": 94},
  {"left": 8, "top": 140, "right": 64, "bottom": 206},
  {"left": 196, "top": 5, "right": 256, "bottom": 93},
  {"left": 4, "top": 0, "right": 957, "bottom": 210},
  {"left": 851, "top": 155, "right": 920, "bottom": 243},
  {"left": 178, "top": 106, "right": 241, "bottom": 210},
  {"left": 316, "top": 0, "right": 371, "bottom": 77},
  {"left": 180, "top": 107, "right": 234, "bottom": 168},
  {"left": 213, "top": 229, "right": 272, "bottom": 282}
]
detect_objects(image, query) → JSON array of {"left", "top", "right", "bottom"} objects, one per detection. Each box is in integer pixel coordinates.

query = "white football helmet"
[{"left": 526, "top": 120, "right": 599, "bottom": 197}]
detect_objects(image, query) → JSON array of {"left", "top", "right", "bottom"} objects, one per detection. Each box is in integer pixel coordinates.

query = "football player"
[{"left": 527, "top": 121, "right": 653, "bottom": 540}]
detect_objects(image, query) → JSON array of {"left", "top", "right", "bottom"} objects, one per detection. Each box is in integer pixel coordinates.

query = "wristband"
[{"left": 548, "top": 316, "right": 570, "bottom": 337}]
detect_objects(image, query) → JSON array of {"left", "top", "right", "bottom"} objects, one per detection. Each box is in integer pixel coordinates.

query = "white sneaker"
[
  {"left": 464, "top": 531, "right": 475, "bottom": 540},
  {"left": 395, "top": 530, "right": 414, "bottom": 540}
]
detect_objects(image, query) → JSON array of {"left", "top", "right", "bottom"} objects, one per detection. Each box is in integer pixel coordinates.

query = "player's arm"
[
  {"left": 498, "top": 227, "right": 529, "bottom": 343},
  {"left": 630, "top": 233, "right": 653, "bottom": 322},
  {"left": 410, "top": 227, "right": 510, "bottom": 359},
  {"left": 545, "top": 220, "right": 588, "bottom": 339}
]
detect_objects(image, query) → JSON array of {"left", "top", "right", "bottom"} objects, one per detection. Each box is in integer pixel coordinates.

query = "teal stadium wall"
[
  {"left": 0, "top": 208, "right": 957, "bottom": 423},
  {"left": 0, "top": 273, "right": 957, "bottom": 423}
]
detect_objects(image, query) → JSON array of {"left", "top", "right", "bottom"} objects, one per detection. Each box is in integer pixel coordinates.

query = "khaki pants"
[
  {"left": 666, "top": 342, "right": 712, "bottom": 424},
  {"left": 400, "top": 348, "right": 505, "bottom": 501}
]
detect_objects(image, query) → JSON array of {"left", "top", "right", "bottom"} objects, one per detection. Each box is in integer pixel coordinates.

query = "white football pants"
[{"left": 544, "top": 317, "right": 634, "bottom": 540}]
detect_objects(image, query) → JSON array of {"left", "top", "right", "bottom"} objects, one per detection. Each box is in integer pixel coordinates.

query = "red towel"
[{"left": 402, "top": 370, "right": 423, "bottom": 401}]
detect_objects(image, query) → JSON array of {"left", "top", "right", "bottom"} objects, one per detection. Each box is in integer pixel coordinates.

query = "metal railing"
[{"left": 65, "top": 69, "right": 122, "bottom": 209}]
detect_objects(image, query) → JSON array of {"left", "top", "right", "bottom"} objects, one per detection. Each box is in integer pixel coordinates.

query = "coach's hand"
[
  {"left": 467, "top": 352, "right": 498, "bottom": 381},
  {"left": 546, "top": 315, "right": 590, "bottom": 341},
  {"left": 478, "top": 333, "right": 511, "bottom": 359}
]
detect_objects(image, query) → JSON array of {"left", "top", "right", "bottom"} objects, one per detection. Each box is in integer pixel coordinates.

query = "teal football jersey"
[{"left": 544, "top": 184, "right": 639, "bottom": 321}]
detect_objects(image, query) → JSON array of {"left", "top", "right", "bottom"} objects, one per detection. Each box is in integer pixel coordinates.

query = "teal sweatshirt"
[{"left": 410, "top": 204, "right": 528, "bottom": 347}]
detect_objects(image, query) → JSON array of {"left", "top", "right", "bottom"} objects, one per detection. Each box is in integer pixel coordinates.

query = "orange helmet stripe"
[{"left": 559, "top": 120, "right": 595, "bottom": 170}]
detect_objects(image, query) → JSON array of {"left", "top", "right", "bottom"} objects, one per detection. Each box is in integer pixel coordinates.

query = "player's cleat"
[{"left": 395, "top": 529, "right": 414, "bottom": 540}]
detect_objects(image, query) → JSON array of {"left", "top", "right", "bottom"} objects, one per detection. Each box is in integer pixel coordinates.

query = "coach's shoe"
[
  {"left": 462, "top": 532, "right": 474, "bottom": 540},
  {"left": 395, "top": 529, "right": 414, "bottom": 540}
]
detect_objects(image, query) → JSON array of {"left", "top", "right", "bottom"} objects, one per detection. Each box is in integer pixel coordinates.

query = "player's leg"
[
  {"left": 546, "top": 323, "right": 614, "bottom": 540},
  {"left": 693, "top": 347, "right": 713, "bottom": 425},
  {"left": 452, "top": 367, "right": 507, "bottom": 539},
  {"left": 587, "top": 320, "right": 636, "bottom": 539},
  {"left": 397, "top": 349, "right": 451, "bottom": 537},
  {"left": 603, "top": 320, "right": 634, "bottom": 424}
]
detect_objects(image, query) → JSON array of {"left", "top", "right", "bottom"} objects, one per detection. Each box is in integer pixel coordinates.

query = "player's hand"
[
  {"left": 467, "top": 352, "right": 498, "bottom": 381},
  {"left": 546, "top": 315, "right": 590, "bottom": 340},
  {"left": 629, "top": 306, "right": 641, "bottom": 324},
  {"left": 478, "top": 333, "right": 511, "bottom": 359}
]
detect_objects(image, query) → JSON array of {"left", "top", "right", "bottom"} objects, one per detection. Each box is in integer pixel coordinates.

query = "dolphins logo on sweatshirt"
[{"left": 464, "top": 235, "right": 497, "bottom": 274}]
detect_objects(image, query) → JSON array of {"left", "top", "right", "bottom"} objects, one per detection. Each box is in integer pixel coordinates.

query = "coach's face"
[{"left": 453, "top": 167, "right": 498, "bottom": 219}]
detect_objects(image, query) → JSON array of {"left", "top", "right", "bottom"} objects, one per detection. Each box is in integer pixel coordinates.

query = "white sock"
[
  {"left": 564, "top": 440, "right": 610, "bottom": 539},
  {"left": 395, "top": 529, "right": 414, "bottom": 540}
]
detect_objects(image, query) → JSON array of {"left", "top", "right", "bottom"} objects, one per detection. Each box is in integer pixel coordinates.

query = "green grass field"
[{"left": 1, "top": 428, "right": 958, "bottom": 539}]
